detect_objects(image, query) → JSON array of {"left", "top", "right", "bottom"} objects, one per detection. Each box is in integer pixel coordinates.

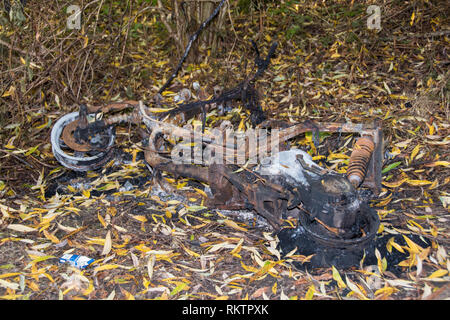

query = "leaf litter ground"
[{"left": 0, "top": 1, "right": 449, "bottom": 300}]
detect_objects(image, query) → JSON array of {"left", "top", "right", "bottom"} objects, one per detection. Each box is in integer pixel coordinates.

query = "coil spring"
[{"left": 346, "top": 137, "right": 375, "bottom": 188}]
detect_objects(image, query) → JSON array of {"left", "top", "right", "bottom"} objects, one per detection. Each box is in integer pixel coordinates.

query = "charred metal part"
[
  {"left": 277, "top": 201, "right": 380, "bottom": 269},
  {"left": 86, "top": 100, "right": 139, "bottom": 114},
  {"left": 50, "top": 35, "right": 384, "bottom": 269},
  {"left": 61, "top": 119, "right": 91, "bottom": 152},
  {"left": 250, "top": 40, "right": 278, "bottom": 81},
  {"left": 56, "top": 40, "right": 279, "bottom": 167},
  {"left": 160, "top": 42, "right": 278, "bottom": 127},
  {"left": 51, "top": 112, "right": 116, "bottom": 171},
  {"left": 252, "top": 149, "right": 377, "bottom": 236},
  {"left": 207, "top": 149, "right": 380, "bottom": 269},
  {"left": 347, "top": 137, "right": 375, "bottom": 189},
  {"left": 54, "top": 100, "right": 383, "bottom": 222},
  {"left": 272, "top": 121, "right": 383, "bottom": 194},
  {"left": 60, "top": 102, "right": 141, "bottom": 155},
  {"left": 144, "top": 138, "right": 380, "bottom": 237}
]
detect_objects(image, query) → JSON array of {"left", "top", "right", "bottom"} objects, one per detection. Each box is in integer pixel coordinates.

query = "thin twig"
[
  {"left": 0, "top": 38, "right": 38, "bottom": 58},
  {"left": 158, "top": 0, "right": 228, "bottom": 94}
]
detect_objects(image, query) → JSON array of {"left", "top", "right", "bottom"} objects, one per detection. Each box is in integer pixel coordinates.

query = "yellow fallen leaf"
[
  {"left": 230, "top": 238, "right": 244, "bottom": 256},
  {"left": 327, "top": 153, "right": 349, "bottom": 160},
  {"left": 4, "top": 136, "right": 16, "bottom": 149},
  {"left": 428, "top": 179, "right": 439, "bottom": 189},
  {"left": 374, "top": 286, "right": 397, "bottom": 298},
  {"left": 410, "top": 145, "right": 421, "bottom": 161},
  {"left": 389, "top": 94, "right": 409, "bottom": 100},
  {"left": 386, "top": 237, "right": 405, "bottom": 254},
  {"left": 382, "top": 179, "right": 407, "bottom": 188},
  {"left": 182, "top": 245, "right": 200, "bottom": 258},
  {"left": 272, "top": 282, "right": 277, "bottom": 295},
  {"left": 82, "top": 189, "right": 90, "bottom": 198},
  {"left": 83, "top": 36, "right": 89, "bottom": 48},
  {"left": 194, "top": 188, "right": 208, "bottom": 198},
  {"left": 345, "top": 276, "right": 368, "bottom": 300},
  {"left": 424, "top": 161, "right": 450, "bottom": 167},
  {"left": 238, "top": 118, "right": 246, "bottom": 131},
  {"left": 406, "top": 179, "right": 432, "bottom": 186},
  {"left": 311, "top": 92, "right": 321, "bottom": 99},
  {"left": 1, "top": 85, "right": 15, "bottom": 97},
  {"left": 376, "top": 197, "right": 392, "bottom": 207},
  {"left": 223, "top": 219, "right": 247, "bottom": 232},
  {"left": 107, "top": 207, "right": 117, "bottom": 216},
  {"left": 94, "top": 264, "right": 119, "bottom": 272},
  {"left": 134, "top": 244, "right": 151, "bottom": 253},
  {"left": 0, "top": 273, "right": 21, "bottom": 279},
  {"left": 303, "top": 285, "right": 315, "bottom": 300},
  {"left": 82, "top": 280, "right": 94, "bottom": 296},
  {"left": 332, "top": 265, "right": 346, "bottom": 289},
  {"left": 43, "top": 229, "right": 60, "bottom": 244},
  {"left": 98, "top": 212, "right": 107, "bottom": 228},
  {"left": 403, "top": 235, "right": 422, "bottom": 254},
  {"left": 131, "top": 215, "right": 147, "bottom": 223},
  {"left": 354, "top": 94, "right": 366, "bottom": 100},
  {"left": 330, "top": 52, "right": 341, "bottom": 59},
  {"left": 427, "top": 269, "right": 448, "bottom": 279},
  {"left": 0, "top": 294, "right": 24, "bottom": 300},
  {"left": 240, "top": 261, "right": 258, "bottom": 272}
]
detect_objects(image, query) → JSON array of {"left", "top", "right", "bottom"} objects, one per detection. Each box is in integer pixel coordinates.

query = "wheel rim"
[{"left": 51, "top": 112, "right": 116, "bottom": 171}]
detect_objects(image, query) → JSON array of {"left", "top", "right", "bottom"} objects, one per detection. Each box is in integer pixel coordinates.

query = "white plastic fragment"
[{"left": 59, "top": 254, "right": 95, "bottom": 269}]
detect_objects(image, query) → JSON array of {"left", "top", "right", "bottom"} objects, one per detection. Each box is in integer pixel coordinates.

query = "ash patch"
[
  {"left": 218, "top": 209, "right": 271, "bottom": 230},
  {"left": 45, "top": 150, "right": 151, "bottom": 199},
  {"left": 278, "top": 227, "right": 431, "bottom": 276}
]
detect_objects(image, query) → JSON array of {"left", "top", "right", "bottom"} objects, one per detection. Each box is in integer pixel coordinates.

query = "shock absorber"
[{"left": 346, "top": 136, "right": 375, "bottom": 188}]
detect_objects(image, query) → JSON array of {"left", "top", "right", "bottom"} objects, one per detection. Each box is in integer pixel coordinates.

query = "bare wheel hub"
[{"left": 51, "top": 112, "right": 116, "bottom": 171}]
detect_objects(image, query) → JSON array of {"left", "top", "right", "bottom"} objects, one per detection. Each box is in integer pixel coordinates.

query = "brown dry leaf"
[
  {"left": 251, "top": 286, "right": 269, "bottom": 298},
  {"left": 7, "top": 224, "right": 36, "bottom": 233},
  {"left": 101, "top": 230, "right": 112, "bottom": 255},
  {"left": 147, "top": 254, "right": 156, "bottom": 281}
]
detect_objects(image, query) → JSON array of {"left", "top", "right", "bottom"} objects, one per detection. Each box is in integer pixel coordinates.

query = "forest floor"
[{"left": 0, "top": 1, "right": 449, "bottom": 300}]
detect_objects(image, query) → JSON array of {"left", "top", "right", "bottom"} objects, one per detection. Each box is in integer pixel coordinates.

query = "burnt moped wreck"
[{"left": 51, "top": 42, "right": 390, "bottom": 270}]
